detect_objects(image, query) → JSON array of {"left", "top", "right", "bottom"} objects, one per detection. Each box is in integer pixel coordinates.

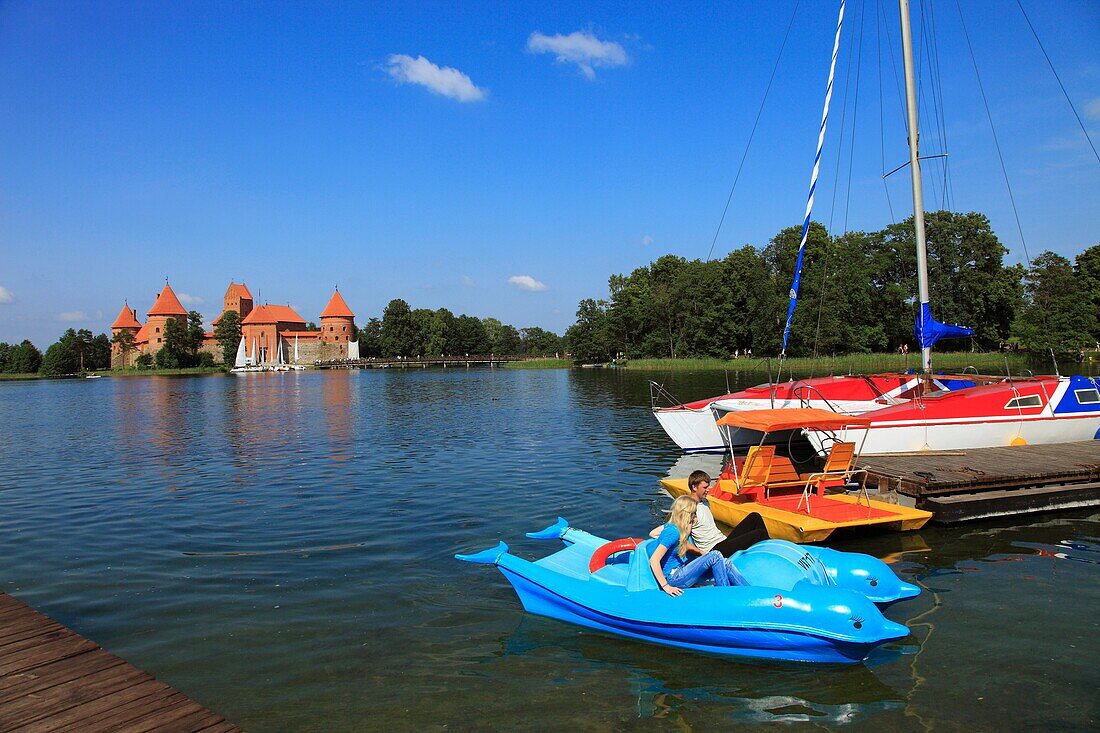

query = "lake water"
[{"left": 1, "top": 368, "right": 1097, "bottom": 731}]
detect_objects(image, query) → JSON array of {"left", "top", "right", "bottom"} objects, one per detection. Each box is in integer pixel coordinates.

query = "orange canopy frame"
[{"left": 715, "top": 407, "right": 872, "bottom": 433}]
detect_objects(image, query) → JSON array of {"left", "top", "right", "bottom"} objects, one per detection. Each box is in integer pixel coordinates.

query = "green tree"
[
  {"left": 357, "top": 317, "right": 383, "bottom": 357},
  {"left": 40, "top": 331, "right": 79, "bottom": 376},
  {"left": 520, "top": 327, "right": 562, "bottom": 356},
  {"left": 1013, "top": 251, "right": 1098, "bottom": 352},
  {"left": 496, "top": 324, "right": 522, "bottom": 355},
  {"left": 0, "top": 342, "right": 11, "bottom": 372},
  {"left": 91, "top": 333, "right": 111, "bottom": 370},
  {"left": 564, "top": 298, "right": 611, "bottom": 363},
  {"left": 213, "top": 310, "right": 242, "bottom": 365},
  {"left": 1074, "top": 244, "right": 1100, "bottom": 341},
  {"left": 9, "top": 340, "right": 42, "bottom": 373},
  {"left": 155, "top": 317, "right": 188, "bottom": 368},
  {"left": 186, "top": 311, "right": 205, "bottom": 361},
  {"left": 454, "top": 315, "right": 490, "bottom": 354},
  {"left": 381, "top": 299, "right": 418, "bottom": 356},
  {"left": 135, "top": 353, "right": 154, "bottom": 369},
  {"left": 111, "top": 330, "right": 136, "bottom": 368}
]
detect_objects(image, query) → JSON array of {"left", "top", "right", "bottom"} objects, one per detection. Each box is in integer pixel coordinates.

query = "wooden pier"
[
  {"left": 861, "top": 440, "right": 1100, "bottom": 523},
  {"left": 315, "top": 355, "right": 525, "bottom": 369},
  {"left": 0, "top": 592, "right": 240, "bottom": 733}
]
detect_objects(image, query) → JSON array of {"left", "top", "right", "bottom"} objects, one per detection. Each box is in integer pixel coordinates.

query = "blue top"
[{"left": 655, "top": 523, "right": 689, "bottom": 574}]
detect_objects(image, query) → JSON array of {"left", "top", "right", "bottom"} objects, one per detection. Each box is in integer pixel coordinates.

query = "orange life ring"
[{"left": 588, "top": 537, "right": 645, "bottom": 573}]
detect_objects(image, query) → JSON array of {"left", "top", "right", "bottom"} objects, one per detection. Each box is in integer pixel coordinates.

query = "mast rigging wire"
[
  {"left": 705, "top": 1, "right": 802, "bottom": 262},
  {"left": 1014, "top": 0, "right": 1100, "bottom": 165}
]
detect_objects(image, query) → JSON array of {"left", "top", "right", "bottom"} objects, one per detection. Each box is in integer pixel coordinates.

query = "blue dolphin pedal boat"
[{"left": 456, "top": 518, "right": 916, "bottom": 664}]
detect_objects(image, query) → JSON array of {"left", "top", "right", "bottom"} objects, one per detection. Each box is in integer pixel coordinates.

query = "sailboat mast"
[{"left": 899, "top": 0, "right": 932, "bottom": 374}]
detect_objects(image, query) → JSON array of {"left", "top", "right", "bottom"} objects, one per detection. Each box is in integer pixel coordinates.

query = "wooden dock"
[
  {"left": 0, "top": 592, "right": 240, "bottom": 733},
  {"left": 315, "top": 355, "right": 524, "bottom": 369},
  {"left": 861, "top": 440, "right": 1100, "bottom": 523}
]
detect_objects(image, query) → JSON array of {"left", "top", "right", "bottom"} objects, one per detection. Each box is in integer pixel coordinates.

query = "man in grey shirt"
[{"left": 655, "top": 470, "right": 770, "bottom": 555}]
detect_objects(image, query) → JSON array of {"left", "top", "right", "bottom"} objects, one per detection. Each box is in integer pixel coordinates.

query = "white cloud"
[
  {"left": 1084, "top": 98, "right": 1100, "bottom": 121},
  {"left": 526, "top": 30, "right": 629, "bottom": 80},
  {"left": 56, "top": 311, "right": 87, "bottom": 322},
  {"left": 508, "top": 275, "right": 548, "bottom": 292},
  {"left": 462, "top": 275, "right": 476, "bottom": 287},
  {"left": 386, "top": 54, "right": 488, "bottom": 102},
  {"left": 0, "top": 285, "right": 13, "bottom": 304},
  {"left": 641, "top": 235, "right": 654, "bottom": 245},
  {"left": 178, "top": 292, "right": 204, "bottom": 306}
]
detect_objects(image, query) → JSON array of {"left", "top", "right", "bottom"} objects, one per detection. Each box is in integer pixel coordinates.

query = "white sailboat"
[{"left": 347, "top": 338, "right": 360, "bottom": 361}]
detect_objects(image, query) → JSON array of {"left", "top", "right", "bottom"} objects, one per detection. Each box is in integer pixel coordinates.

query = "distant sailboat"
[
  {"left": 294, "top": 334, "right": 299, "bottom": 363},
  {"left": 347, "top": 338, "right": 360, "bottom": 361},
  {"left": 234, "top": 337, "right": 247, "bottom": 368},
  {"left": 231, "top": 335, "right": 262, "bottom": 373}
]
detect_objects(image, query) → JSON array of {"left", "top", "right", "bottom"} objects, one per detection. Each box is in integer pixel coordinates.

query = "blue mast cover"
[{"left": 915, "top": 303, "right": 973, "bottom": 349}]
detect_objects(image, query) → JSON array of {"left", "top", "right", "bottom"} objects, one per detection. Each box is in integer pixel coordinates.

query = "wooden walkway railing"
[{"left": 0, "top": 592, "right": 240, "bottom": 732}]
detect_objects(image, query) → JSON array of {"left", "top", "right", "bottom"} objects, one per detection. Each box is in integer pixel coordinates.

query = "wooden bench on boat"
[{"left": 660, "top": 408, "right": 932, "bottom": 543}]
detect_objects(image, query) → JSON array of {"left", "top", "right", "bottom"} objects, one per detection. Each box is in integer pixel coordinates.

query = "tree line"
[
  {"left": 564, "top": 212, "right": 1100, "bottom": 363},
  {"left": 354, "top": 299, "right": 563, "bottom": 358}
]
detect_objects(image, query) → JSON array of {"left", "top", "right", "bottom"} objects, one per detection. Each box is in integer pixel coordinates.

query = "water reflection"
[{"left": 501, "top": 616, "right": 904, "bottom": 725}]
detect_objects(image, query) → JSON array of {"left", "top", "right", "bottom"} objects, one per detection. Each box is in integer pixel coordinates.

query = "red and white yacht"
[
  {"left": 652, "top": 373, "right": 974, "bottom": 453},
  {"left": 802, "top": 375, "right": 1100, "bottom": 455}
]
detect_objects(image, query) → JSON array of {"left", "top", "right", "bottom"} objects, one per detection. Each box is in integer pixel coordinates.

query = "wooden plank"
[
  {"left": 920, "top": 481, "right": 1100, "bottom": 523},
  {"left": 0, "top": 593, "right": 241, "bottom": 733},
  {"left": 0, "top": 636, "right": 99, "bottom": 677},
  {"left": 862, "top": 440, "right": 1100, "bottom": 497},
  {"left": 0, "top": 651, "right": 125, "bottom": 703},
  {"left": 123, "top": 706, "right": 224, "bottom": 733},
  {"left": 1, "top": 665, "right": 150, "bottom": 731},
  {"left": 11, "top": 679, "right": 177, "bottom": 733},
  {"left": 72, "top": 690, "right": 192, "bottom": 733},
  {"left": 0, "top": 620, "right": 74, "bottom": 647}
]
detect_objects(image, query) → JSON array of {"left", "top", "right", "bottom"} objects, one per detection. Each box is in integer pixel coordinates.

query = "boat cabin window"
[
  {"left": 1074, "top": 388, "right": 1100, "bottom": 404},
  {"left": 1004, "top": 395, "right": 1042, "bottom": 410}
]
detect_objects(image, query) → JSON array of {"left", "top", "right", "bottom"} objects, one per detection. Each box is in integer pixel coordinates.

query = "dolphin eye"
[
  {"left": 851, "top": 616, "right": 864, "bottom": 630},
  {"left": 868, "top": 577, "right": 879, "bottom": 587}
]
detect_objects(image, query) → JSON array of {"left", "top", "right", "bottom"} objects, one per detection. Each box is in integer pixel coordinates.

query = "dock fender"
[
  {"left": 455, "top": 541, "right": 509, "bottom": 566},
  {"left": 526, "top": 517, "right": 570, "bottom": 540}
]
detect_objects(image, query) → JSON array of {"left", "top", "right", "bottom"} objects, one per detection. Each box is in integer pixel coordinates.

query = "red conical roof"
[
  {"left": 320, "top": 289, "right": 355, "bottom": 319},
  {"left": 224, "top": 282, "right": 253, "bottom": 300},
  {"left": 111, "top": 303, "right": 141, "bottom": 330},
  {"left": 146, "top": 283, "right": 188, "bottom": 316}
]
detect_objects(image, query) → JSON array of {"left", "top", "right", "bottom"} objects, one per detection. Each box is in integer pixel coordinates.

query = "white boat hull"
[
  {"left": 807, "top": 413, "right": 1100, "bottom": 454},
  {"left": 655, "top": 397, "right": 885, "bottom": 453}
]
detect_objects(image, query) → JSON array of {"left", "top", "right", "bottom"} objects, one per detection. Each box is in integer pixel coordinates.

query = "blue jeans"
[{"left": 668, "top": 550, "right": 740, "bottom": 588}]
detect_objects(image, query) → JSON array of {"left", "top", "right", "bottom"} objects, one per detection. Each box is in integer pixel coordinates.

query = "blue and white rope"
[{"left": 781, "top": 0, "right": 845, "bottom": 357}]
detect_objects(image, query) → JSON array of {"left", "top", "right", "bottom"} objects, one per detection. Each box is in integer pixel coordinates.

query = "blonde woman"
[{"left": 649, "top": 495, "right": 747, "bottom": 597}]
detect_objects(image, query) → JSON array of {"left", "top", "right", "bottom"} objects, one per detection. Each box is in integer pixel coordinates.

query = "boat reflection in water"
[{"left": 501, "top": 615, "right": 905, "bottom": 725}]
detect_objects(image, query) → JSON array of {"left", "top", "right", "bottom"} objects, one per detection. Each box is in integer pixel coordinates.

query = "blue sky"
[{"left": 1, "top": 0, "right": 1097, "bottom": 347}]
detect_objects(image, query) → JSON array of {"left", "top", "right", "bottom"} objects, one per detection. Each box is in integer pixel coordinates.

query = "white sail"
[
  {"left": 277, "top": 338, "right": 285, "bottom": 365},
  {"left": 294, "top": 334, "right": 299, "bottom": 363},
  {"left": 347, "top": 338, "right": 360, "bottom": 360},
  {"left": 234, "top": 337, "right": 247, "bottom": 368},
  {"left": 251, "top": 337, "right": 258, "bottom": 365}
]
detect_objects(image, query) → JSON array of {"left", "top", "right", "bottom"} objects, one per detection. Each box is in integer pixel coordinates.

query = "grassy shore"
[
  {"left": 622, "top": 351, "right": 1046, "bottom": 375},
  {"left": 504, "top": 358, "right": 572, "bottom": 369},
  {"left": 1, "top": 367, "right": 228, "bottom": 380}
]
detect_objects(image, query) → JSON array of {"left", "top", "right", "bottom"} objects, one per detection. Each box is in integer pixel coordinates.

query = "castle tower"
[
  {"left": 222, "top": 282, "right": 253, "bottom": 321},
  {"left": 110, "top": 302, "right": 142, "bottom": 368},
  {"left": 135, "top": 283, "right": 188, "bottom": 354},
  {"left": 319, "top": 289, "right": 356, "bottom": 345}
]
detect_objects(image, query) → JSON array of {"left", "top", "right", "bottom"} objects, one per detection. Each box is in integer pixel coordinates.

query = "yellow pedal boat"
[{"left": 660, "top": 408, "right": 932, "bottom": 544}]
